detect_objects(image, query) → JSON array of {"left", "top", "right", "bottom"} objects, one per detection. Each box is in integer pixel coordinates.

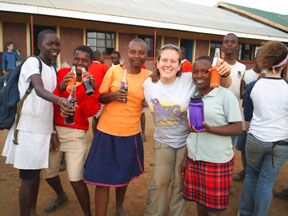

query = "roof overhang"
[
  {"left": 1, "top": 2, "right": 288, "bottom": 42},
  {"left": 215, "top": 2, "right": 288, "bottom": 33}
]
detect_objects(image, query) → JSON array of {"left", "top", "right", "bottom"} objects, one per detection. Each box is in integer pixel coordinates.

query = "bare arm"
[
  {"left": 245, "top": 121, "right": 250, "bottom": 131},
  {"left": 31, "top": 74, "right": 59, "bottom": 103},
  {"left": 178, "top": 147, "right": 188, "bottom": 179},
  {"left": 190, "top": 121, "right": 242, "bottom": 136},
  {"left": 99, "top": 89, "right": 128, "bottom": 104},
  {"left": 30, "top": 74, "right": 73, "bottom": 116},
  {"left": 217, "top": 59, "right": 232, "bottom": 88},
  {"left": 220, "top": 75, "right": 232, "bottom": 88}
]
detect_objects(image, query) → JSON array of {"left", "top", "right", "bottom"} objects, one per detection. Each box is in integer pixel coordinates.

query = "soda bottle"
[
  {"left": 210, "top": 48, "right": 221, "bottom": 87},
  {"left": 81, "top": 67, "right": 95, "bottom": 96},
  {"left": 120, "top": 69, "right": 128, "bottom": 103},
  {"left": 64, "top": 85, "right": 76, "bottom": 125},
  {"left": 189, "top": 97, "right": 204, "bottom": 130},
  {"left": 66, "top": 66, "right": 76, "bottom": 93}
]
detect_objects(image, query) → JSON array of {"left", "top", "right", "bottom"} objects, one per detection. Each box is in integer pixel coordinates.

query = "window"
[
  {"left": 210, "top": 41, "right": 222, "bottom": 58},
  {"left": 86, "top": 30, "right": 115, "bottom": 55},
  {"left": 239, "top": 43, "right": 256, "bottom": 61},
  {"left": 138, "top": 35, "right": 161, "bottom": 57},
  {"left": 210, "top": 41, "right": 259, "bottom": 61}
]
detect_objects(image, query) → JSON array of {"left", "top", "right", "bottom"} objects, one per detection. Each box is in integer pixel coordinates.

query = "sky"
[{"left": 179, "top": 0, "right": 288, "bottom": 15}]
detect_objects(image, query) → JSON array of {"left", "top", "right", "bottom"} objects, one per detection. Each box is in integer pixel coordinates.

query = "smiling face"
[
  {"left": 38, "top": 33, "right": 60, "bottom": 65},
  {"left": 192, "top": 58, "right": 213, "bottom": 94},
  {"left": 73, "top": 50, "right": 92, "bottom": 75},
  {"left": 157, "top": 49, "right": 181, "bottom": 84},
  {"left": 128, "top": 41, "right": 147, "bottom": 68}
]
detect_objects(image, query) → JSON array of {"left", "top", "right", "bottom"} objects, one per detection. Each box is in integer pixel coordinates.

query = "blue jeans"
[
  {"left": 231, "top": 136, "right": 236, "bottom": 146},
  {"left": 238, "top": 134, "right": 288, "bottom": 216}
]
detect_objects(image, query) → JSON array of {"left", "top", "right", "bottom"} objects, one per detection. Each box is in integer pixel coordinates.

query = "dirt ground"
[{"left": 1, "top": 111, "right": 288, "bottom": 216}]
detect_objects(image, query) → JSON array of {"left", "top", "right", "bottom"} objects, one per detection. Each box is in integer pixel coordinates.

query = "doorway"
[
  {"left": 31, "top": 25, "right": 56, "bottom": 56},
  {"left": 180, "top": 39, "right": 194, "bottom": 62}
]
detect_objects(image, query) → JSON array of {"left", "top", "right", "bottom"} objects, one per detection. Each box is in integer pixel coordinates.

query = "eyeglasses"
[{"left": 160, "top": 44, "right": 181, "bottom": 51}]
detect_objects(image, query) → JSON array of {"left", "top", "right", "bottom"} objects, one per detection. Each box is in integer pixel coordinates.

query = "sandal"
[{"left": 44, "top": 193, "right": 68, "bottom": 213}]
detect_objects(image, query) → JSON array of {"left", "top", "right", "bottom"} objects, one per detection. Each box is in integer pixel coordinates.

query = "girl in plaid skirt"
[{"left": 179, "top": 56, "right": 242, "bottom": 215}]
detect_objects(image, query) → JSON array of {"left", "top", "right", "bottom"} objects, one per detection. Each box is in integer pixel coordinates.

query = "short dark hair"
[
  {"left": 93, "top": 50, "right": 103, "bottom": 61},
  {"left": 111, "top": 51, "right": 120, "bottom": 58},
  {"left": 128, "top": 38, "right": 147, "bottom": 50},
  {"left": 5, "top": 42, "right": 13, "bottom": 49},
  {"left": 73, "top": 45, "right": 94, "bottom": 61},
  {"left": 193, "top": 56, "right": 213, "bottom": 67},
  {"left": 37, "top": 29, "right": 57, "bottom": 46},
  {"left": 223, "top": 33, "right": 239, "bottom": 44}
]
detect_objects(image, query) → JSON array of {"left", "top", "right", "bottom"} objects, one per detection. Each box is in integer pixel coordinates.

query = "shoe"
[
  {"left": 232, "top": 170, "right": 246, "bottom": 182},
  {"left": 59, "top": 159, "right": 66, "bottom": 172},
  {"left": 44, "top": 193, "right": 68, "bottom": 213},
  {"left": 274, "top": 189, "right": 288, "bottom": 200}
]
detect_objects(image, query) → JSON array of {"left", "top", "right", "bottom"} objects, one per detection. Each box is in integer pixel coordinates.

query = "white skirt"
[{"left": 2, "top": 125, "right": 51, "bottom": 169}]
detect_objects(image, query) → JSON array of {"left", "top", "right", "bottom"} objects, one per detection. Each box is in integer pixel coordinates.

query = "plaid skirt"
[{"left": 183, "top": 157, "right": 234, "bottom": 211}]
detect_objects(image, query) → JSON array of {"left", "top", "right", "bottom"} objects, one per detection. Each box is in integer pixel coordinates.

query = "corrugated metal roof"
[
  {"left": 1, "top": 0, "right": 288, "bottom": 41},
  {"left": 223, "top": 2, "right": 288, "bottom": 27}
]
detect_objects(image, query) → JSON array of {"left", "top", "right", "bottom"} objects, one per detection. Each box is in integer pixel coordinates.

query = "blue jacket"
[{"left": 2, "top": 51, "right": 22, "bottom": 70}]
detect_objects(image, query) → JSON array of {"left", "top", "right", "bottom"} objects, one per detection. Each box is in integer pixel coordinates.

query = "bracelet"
[{"left": 221, "top": 72, "right": 231, "bottom": 78}]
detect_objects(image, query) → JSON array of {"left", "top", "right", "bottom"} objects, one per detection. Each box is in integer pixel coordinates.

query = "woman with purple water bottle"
[
  {"left": 179, "top": 56, "right": 242, "bottom": 216},
  {"left": 143, "top": 46, "right": 232, "bottom": 216}
]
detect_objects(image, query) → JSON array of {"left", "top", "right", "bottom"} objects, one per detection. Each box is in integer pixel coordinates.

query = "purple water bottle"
[{"left": 189, "top": 97, "right": 204, "bottom": 130}]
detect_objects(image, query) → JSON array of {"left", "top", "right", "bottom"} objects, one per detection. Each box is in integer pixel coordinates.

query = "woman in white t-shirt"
[
  {"left": 238, "top": 41, "right": 288, "bottom": 216},
  {"left": 143, "top": 45, "right": 232, "bottom": 216}
]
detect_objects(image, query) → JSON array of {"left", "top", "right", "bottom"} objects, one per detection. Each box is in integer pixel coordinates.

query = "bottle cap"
[{"left": 190, "top": 97, "right": 202, "bottom": 101}]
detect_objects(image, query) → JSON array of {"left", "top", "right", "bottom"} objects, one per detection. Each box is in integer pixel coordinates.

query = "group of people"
[{"left": 1, "top": 29, "right": 288, "bottom": 216}]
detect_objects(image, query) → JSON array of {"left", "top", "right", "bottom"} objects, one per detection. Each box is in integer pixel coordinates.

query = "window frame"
[{"left": 86, "top": 30, "right": 115, "bottom": 55}]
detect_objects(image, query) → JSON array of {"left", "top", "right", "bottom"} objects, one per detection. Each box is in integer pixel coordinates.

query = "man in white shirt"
[
  {"left": 222, "top": 33, "right": 246, "bottom": 104},
  {"left": 221, "top": 33, "right": 246, "bottom": 189}
]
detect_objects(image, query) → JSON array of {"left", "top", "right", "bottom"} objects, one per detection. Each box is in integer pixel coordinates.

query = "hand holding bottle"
[
  {"left": 81, "top": 68, "right": 96, "bottom": 96},
  {"left": 114, "top": 89, "right": 128, "bottom": 103},
  {"left": 213, "top": 59, "right": 231, "bottom": 77},
  {"left": 58, "top": 97, "right": 74, "bottom": 118},
  {"left": 64, "top": 85, "right": 77, "bottom": 125},
  {"left": 16, "top": 48, "right": 21, "bottom": 55},
  {"left": 188, "top": 122, "right": 210, "bottom": 133},
  {"left": 82, "top": 71, "right": 97, "bottom": 89},
  {"left": 210, "top": 48, "right": 221, "bottom": 87},
  {"left": 66, "top": 66, "right": 76, "bottom": 93},
  {"left": 120, "top": 69, "right": 128, "bottom": 103},
  {"left": 59, "top": 71, "right": 75, "bottom": 91}
]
